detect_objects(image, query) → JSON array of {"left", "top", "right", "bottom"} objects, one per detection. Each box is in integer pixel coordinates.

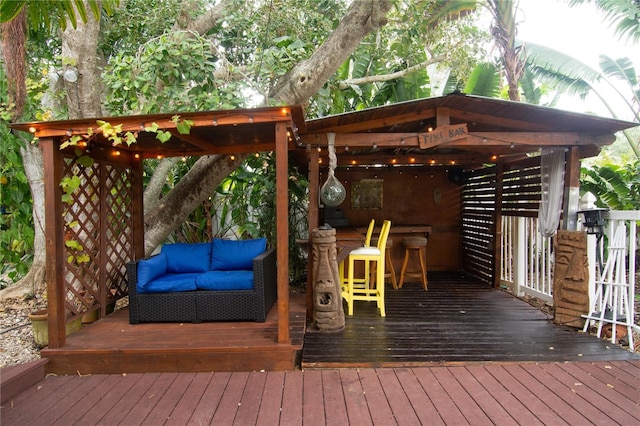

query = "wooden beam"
[
  {"left": 24, "top": 109, "right": 294, "bottom": 138},
  {"left": 451, "top": 110, "right": 553, "bottom": 132},
  {"left": 41, "top": 138, "right": 66, "bottom": 348},
  {"left": 328, "top": 152, "right": 496, "bottom": 167},
  {"left": 307, "top": 109, "right": 436, "bottom": 134},
  {"left": 301, "top": 133, "right": 420, "bottom": 148},
  {"left": 465, "top": 132, "right": 614, "bottom": 146},
  {"left": 436, "top": 107, "right": 450, "bottom": 127},
  {"left": 167, "top": 129, "right": 213, "bottom": 151},
  {"left": 275, "top": 122, "right": 290, "bottom": 344},
  {"left": 306, "top": 147, "right": 320, "bottom": 321},
  {"left": 302, "top": 131, "right": 614, "bottom": 150}
]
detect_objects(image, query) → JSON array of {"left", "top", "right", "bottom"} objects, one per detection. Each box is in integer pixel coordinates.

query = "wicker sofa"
[{"left": 126, "top": 238, "right": 277, "bottom": 324}]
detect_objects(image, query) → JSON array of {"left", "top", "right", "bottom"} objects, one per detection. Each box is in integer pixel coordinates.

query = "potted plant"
[{"left": 28, "top": 309, "right": 83, "bottom": 347}]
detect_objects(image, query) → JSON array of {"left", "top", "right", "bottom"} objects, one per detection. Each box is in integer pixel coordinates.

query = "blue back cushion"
[
  {"left": 161, "top": 242, "right": 212, "bottom": 273},
  {"left": 211, "top": 238, "right": 267, "bottom": 271},
  {"left": 196, "top": 270, "right": 254, "bottom": 290}
]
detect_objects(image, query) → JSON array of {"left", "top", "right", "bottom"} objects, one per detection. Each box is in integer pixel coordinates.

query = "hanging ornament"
[{"left": 320, "top": 133, "right": 346, "bottom": 206}]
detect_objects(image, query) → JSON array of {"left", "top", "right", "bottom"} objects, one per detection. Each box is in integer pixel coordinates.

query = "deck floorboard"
[
  {"left": 3, "top": 361, "right": 639, "bottom": 425},
  {"left": 302, "top": 277, "right": 639, "bottom": 367}
]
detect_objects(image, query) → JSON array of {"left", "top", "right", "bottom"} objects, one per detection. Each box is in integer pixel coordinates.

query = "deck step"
[{"left": 1, "top": 358, "right": 49, "bottom": 404}]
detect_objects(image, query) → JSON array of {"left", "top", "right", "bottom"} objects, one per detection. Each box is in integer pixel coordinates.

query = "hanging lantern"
[{"left": 320, "top": 133, "right": 346, "bottom": 206}]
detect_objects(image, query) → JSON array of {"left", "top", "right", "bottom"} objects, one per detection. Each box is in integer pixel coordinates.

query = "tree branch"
[
  {"left": 338, "top": 55, "right": 448, "bottom": 90},
  {"left": 186, "top": 0, "right": 239, "bottom": 36},
  {"left": 144, "top": 153, "right": 249, "bottom": 255},
  {"left": 143, "top": 157, "right": 180, "bottom": 213},
  {"left": 269, "top": 0, "right": 393, "bottom": 104}
]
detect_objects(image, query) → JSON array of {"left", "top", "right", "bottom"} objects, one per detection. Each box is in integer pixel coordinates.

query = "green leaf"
[
  {"left": 76, "top": 155, "right": 94, "bottom": 167},
  {"left": 156, "top": 130, "right": 172, "bottom": 143},
  {"left": 145, "top": 123, "right": 160, "bottom": 133},
  {"left": 0, "top": 1, "right": 24, "bottom": 23}
]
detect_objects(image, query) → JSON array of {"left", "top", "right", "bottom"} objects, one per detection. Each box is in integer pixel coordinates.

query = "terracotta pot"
[
  {"left": 603, "top": 324, "right": 628, "bottom": 339},
  {"left": 28, "top": 309, "right": 83, "bottom": 347}
]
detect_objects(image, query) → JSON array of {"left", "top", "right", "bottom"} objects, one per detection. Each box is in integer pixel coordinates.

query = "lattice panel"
[
  {"left": 103, "top": 165, "right": 133, "bottom": 301},
  {"left": 61, "top": 158, "right": 134, "bottom": 319}
]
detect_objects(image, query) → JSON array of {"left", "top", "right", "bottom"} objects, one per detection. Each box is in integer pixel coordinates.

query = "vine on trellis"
[{"left": 58, "top": 115, "right": 193, "bottom": 264}]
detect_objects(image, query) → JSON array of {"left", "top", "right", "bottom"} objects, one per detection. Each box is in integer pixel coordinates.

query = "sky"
[{"left": 515, "top": 0, "right": 639, "bottom": 121}]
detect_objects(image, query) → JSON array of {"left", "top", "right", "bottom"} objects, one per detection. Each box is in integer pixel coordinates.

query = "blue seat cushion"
[
  {"left": 161, "top": 242, "right": 212, "bottom": 273},
  {"left": 137, "top": 272, "right": 200, "bottom": 293},
  {"left": 211, "top": 238, "right": 267, "bottom": 271},
  {"left": 196, "top": 270, "right": 254, "bottom": 290}
]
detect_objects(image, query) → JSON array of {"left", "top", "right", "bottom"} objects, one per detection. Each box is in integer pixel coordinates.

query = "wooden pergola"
[{"left": 12, "top": 106, "right": 306, "bottom": 349}]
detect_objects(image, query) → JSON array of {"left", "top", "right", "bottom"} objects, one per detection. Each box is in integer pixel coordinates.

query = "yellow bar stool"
[
  {"left": 398, "top": 236, "right": 428, "bottom": 290},
  {"left": 342, "top": 220, "right": 391, "bottom": 317},
  {"left": 339, "top": 219, "right": 375, "bottom": 292}
]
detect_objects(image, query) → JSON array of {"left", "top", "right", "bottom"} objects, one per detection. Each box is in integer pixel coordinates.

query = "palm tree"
[{"left": 485, "top": 0, "right": 524, "bottom": 101}]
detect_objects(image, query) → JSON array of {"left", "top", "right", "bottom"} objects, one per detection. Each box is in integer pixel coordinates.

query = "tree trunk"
[
  {"left": 0, "top": 140, "right": 47, "bottom": 301},
  {"left": 143, "top": 153, "right": 249, "bottom": 256},
  {"left": 2, "top": 0, "right": 105, "bottom": 300},
  {"left": 62, "top": 0, "right": 103, "bottom": 119}
]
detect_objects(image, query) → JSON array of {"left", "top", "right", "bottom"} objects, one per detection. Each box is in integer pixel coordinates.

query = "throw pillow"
[{"left": 136, "top": 253, "right": 167, "bottom": 290}]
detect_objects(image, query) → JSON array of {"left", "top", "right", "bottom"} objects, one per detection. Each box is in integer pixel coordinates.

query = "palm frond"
[
  {"left": 523, "top": 42, "right": 599, "bottom": 98},
  {"left": 464, "top": 62, "right": 501, "bottom": 97}
]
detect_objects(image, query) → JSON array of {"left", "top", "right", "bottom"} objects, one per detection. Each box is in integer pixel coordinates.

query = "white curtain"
[{"left": 538, "top": 148, "right": 565, "bottom": 237}]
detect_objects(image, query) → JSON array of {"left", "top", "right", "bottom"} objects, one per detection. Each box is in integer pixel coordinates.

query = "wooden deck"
[
  {"left": 302, "top": 274, "right": 640, "bottom": 368},
  {"left": 2, "top": 360, "right": 639, "bottom": 424},
  {"left": 39, "top": 295, "right": 307, "bottom": 375}
]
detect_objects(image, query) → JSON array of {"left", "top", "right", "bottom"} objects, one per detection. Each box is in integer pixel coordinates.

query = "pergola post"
[
  {"left": 41, "top": 137, "right": 66, "bottom": 348},
  {"left": 306, "top": 146, "right": 320, "bottom": 320},
  {"left": 562, "top": 146, "right": 581, "bottom": 231},
  {"left": 131, "top": 156, "right": 145, "bottom": 260},
  {"left": 492, "top": 163, "right": 504, "bottom": 288},
  {"left": 276, "top": 121, "right": 290, "bottom": 344}
]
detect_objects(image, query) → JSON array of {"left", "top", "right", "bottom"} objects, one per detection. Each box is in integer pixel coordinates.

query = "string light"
[{"left": 28, "top": 126, "right": 37, "bottom": 133}]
